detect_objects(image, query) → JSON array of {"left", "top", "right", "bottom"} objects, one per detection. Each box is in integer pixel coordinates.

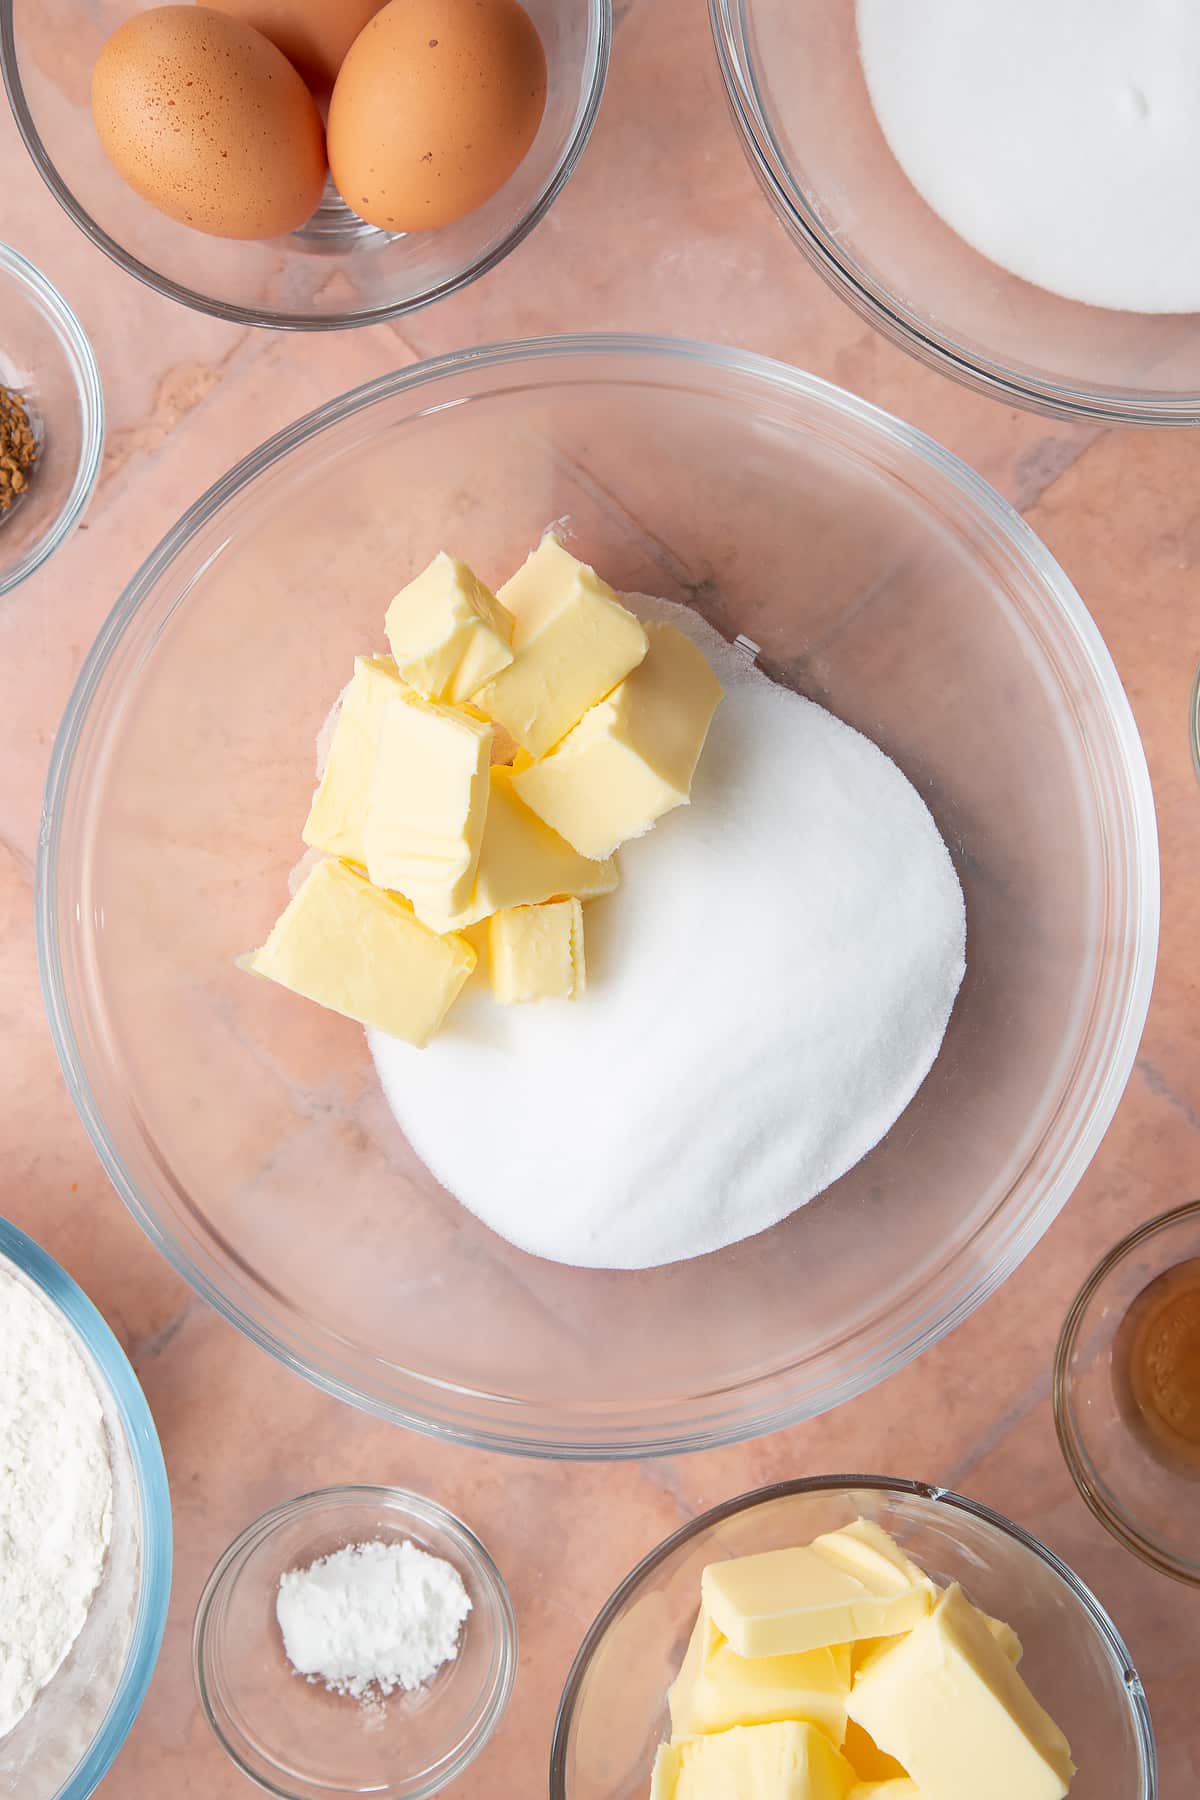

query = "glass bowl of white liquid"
[
  {"left": 38, "top": 334, "right": 1157, "bottom": 1457},
  {"left": 711, "top": 0, "right": 1200, "bottom": 423}
]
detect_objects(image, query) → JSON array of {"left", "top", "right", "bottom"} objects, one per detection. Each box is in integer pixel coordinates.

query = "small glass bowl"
[
  {"left": 193, "top": 1486, "right": 516, "bottom": 1800},
  {"left": 0, "top": 242, "right": 102, "bottom": 597},
  {"left": 551, "top": 1476, "right": 1156, "bottom": 1800},
  {"left": 1055, "top": 1201, "right": 1200, "bottom": 1584}
]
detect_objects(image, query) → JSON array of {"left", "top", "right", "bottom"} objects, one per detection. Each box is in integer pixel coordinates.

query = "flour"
[
  {"left": 276, "top": 1540, "right": 471, "bottom": 1699},
  {"left": 370, "top": 597, "right": 966, "bottom": 1270},
  {"left": 858, "top": 0, "right": 1200, "bottom": 314},
  {"left": 0, "top": 1264, "right": 114, "bottom": 1740}
]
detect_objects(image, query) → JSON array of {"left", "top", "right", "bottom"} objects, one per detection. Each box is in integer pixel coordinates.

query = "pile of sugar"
[
  {"left": 0, "top": 1263, "right": 113, "bottom": 1739},
  {"left": 370, "top": 597, "right": 966, "bottom": 1270},
  {"left": 276, "top": 1539, "right": 471, "bottom": 1699},
  {"left": 858, "top": 0, "right": 1200, "bottom": 314}
]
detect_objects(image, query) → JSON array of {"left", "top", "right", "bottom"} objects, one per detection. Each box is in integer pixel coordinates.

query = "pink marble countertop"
[{"left": 3, "top": 1, "right": 1199, "bottom": 1794}]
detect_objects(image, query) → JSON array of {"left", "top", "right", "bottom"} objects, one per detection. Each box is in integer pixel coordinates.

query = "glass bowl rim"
[
  {"left": 0, "top": 1215, "right": 173, "bottom": 1800},
  {"left": 0, "top": 239, "right": 104, "bottom": 597},
  {"left": 707, "top": 0, "right": 1200, "bottom": 428},
  {"left": 35, "top": 331, "right": 1159, "bottom": 1458},
  {"left": 548, "top": 1472, "right": 1159, "bottom": 1800},
  {"left": 0, "top": 0, "right": 612, "bottom": 332},
  {"left": 1054, "top": 1197, "right": 1200, "bottom": 1587},
  {"left": 192, "top": 1483, "right": 517, "bottom": 1800}
]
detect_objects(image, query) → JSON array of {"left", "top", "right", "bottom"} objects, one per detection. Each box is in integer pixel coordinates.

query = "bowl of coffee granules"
[{"left": 0, "top": 242, "right": 102, "bottom": 597}]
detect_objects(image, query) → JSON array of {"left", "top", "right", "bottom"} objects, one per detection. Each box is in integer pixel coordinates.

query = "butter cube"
[
  {"left": 669, "top": 1609, "right": 851, "bottom": 1743},
  {"left": 654, "top": 1721, "right": 856, "bottom": 1800},
  {"left": 385, "top": 552, "right": 514, "bottom": 704},
  {"left": 444, "top": 765, "right": 618, "bottom": 930},
  {"left": 702, "top": 1529, "right": 934, "bottom": 1660},
  {"left": 475, "top": 535, "right": 648, "bottom": 756},
  {"left": 364, "top": 695, "right": 491, "bottom": 929},
  {"left": 241, "top": 858, "right": 474, "bottom": 1047},
  {"left": 514, "top": 622, "right": 723, "bottom": 860},
  {"left": 847, "top": 1584, "right": 1075, "bottom": 1800},
  {"left": 488, "top": 898, "right": 585, "bottom": 1003},
  {"left": 302, "top": 655, "right": 408, "bottom": 866}
]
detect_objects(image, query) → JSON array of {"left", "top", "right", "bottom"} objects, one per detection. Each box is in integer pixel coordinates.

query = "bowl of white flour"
[
  {"left": 0, "top": 1219, "right": 171, "bottom": 1800},
  {"left": 711, "top": 0, "right": 1200, "bottom": 422}
]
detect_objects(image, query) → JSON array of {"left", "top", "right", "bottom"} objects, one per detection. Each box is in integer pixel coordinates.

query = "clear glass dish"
[
  {"left": 194, "top": 1486, "right": 515, "bottom": 1800},
  {"left": 550, "top": 1477, "right": 1157, "bottom": 1799},
  {"left": 0, "top": 1217, "right": 172, "bottom": 1800},
  {"left": 37, "top": 334, "right": 1158, "bottom": 1457},
  {"left": 0, "top": 242, "right": 102, "bottom": 597},
  {"left": 1055, "top": 1201, "right": 1200, "bottom": 1586},
  {"left": 0, "top": 0, "right": 609, "bottom": 330},
  {"left": 709, "top": 0, "right": 1200, "bottom": 425}
]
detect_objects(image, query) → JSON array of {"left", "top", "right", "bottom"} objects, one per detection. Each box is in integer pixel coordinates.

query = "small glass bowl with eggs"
[{"left": 0, "top": 0, "right": 610, "bottom": 329}]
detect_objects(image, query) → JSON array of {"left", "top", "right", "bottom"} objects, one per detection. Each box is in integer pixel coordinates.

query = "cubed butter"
[
  {"left": 847, "top": 1584, "right": 1075, "bottom": 1800},
  {"left": 385, "top": 551, "right": 514, "bottom": 703},
  {"left": 701, "top": 1526, "right": 934, "bottom": 1660},
  {"left": 241, "top": 858, "right": 474, "bottom": 1048},
  {"left": 443, "top": 765, "right": 618, "bottom": 930},
  {"left": 514, "top": 621, "right": 723, "bottom": 859},
  {"left": 475, "top": 535, "right": 648, "bottom": 757},
  {"left": 364, "top": 694, "right": 491, "bottom": 928},
  {"left": 302, "top": 655, "right": 408, "bottom": 866},
  {"left": 669, "top": 1609, "right": 851, "bottom": 1743},
  {"left": 488, "top": 898, "right": 585, "bottom": 1003},
  {"left": 652, "top": 1721, "right": 856, "bottom": 1800}
]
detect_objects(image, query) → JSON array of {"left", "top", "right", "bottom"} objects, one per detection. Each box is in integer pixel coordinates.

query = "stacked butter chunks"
[
  {"left": 243, "top": 536, "right": 722, "bottom": 1045},
  {"left": 651, "top": 1519, "right": 1076, "bottom": 1800}
]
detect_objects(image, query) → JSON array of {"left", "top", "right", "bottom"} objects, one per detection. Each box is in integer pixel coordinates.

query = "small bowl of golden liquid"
[{"left": 1056, "top": 1200, "right": 1200, "bottom": 1583}]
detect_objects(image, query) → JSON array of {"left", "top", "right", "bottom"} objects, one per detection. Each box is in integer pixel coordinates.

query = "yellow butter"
[
  {"left": 669, "top": 1609, "right": 851, "bottom": 1744},
  {"left": 488, "top": 898, "right": 585, "bottom": 1003},
  {"left": 364, "top": 694, "right": 491, "bottom": 928},
  {"left": 849, "top": 1783, "right": 922, "bottom": 1799},
  {"left": 444, "top": 765, "right": 619, "bottom": 930},
  {"left": 651, "top": 1745, "right": 681, "bottom": 1800},
  {"left": 241, "top": 858, "right": 474, "bottom": 1048},
  {"left": 847, "top": 1584, "right": 1075, "bottom": 1800},
  {"left": 653, "top": 1721, "right": 856, "bottom": 1800},
  {"left": 302, "top": 655, "right": 408, "bottom": 866},
  {"left": 385, "top": 551, "right": 514, "bottom": 704},
  {"left": 475, "top": 535, "right": 648, "bottom": 757},
  {"left": 514, "top": 621, "right": 723, "bottom": 860},
  {"left": 842, "top": 1720, "right": 910, "bottom": 1785},
  {"left": 702, "top": 1527, "right": 934, "bottom": 1660}
]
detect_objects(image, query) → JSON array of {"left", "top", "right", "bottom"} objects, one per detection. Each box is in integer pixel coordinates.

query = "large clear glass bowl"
[
  {"left": 0, "top": 1218, "right": 172, "bottom": 1800},
  {"left": 550, "top": 1478, "right": 1157, "bottom": 1799},
  {"left": 710, "top": 0, "right": 1200, "bottom": 425},
  {"left": 37, "top": 335, "right": 1158, "bottom": 1457},
  {"left": 0, "top": 0, "right": 608, "bottom": 330}
]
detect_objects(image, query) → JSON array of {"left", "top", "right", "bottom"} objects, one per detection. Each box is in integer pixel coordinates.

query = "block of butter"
[
  {"left": 701, "top": 1527, "right": 935, "bottom": 1659},
  {"left": 651, "top": 1721, "right": 856, "bottom": 1800},
  {"left": 514, "top": 621, "right": 723, "bottom": 860},
  {"left": 488, "top": 898, "right": 585, "bottom": 1003},
  {"left": 385, "top": 551, "right": 514, "bottom": 704},
  {"left": 444, "top": 765, "right": 618, "bottom": 930},
  {"left": 841, "top": 1721, "right": 910, "bottom": 1786},
  {"left": 302, "top": 655, "right": 408, "bottom": 867},
  {"left": 847, "top": 1584, "right": 1075, "bottom": 1800},
  {"left": 241, "top": 858, "right": 474, "bottom": 1047},
  {"left": 669, "top": 1609, "right": 850, "bottom": 1744},
  {"left": 364, "top": 693, "right": 491, "bottom": 928},
  {"left": 475, "top": 535, "right": 648, "bottom": 757}
]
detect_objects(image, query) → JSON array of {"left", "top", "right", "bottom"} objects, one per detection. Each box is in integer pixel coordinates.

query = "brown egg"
[
  {"left": 92, "top": 6, "right": 327, "bottom": 241},
  {"left": 328, "top": 0, "right": 547, "bottom": 233},
  {"left": 206, "top": 0, "right": 387, "bottom": 93}
]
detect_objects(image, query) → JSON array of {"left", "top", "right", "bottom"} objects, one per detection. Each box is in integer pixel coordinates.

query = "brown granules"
[{"left": 0, "top": 386, "right": 37, "bottom": 516}]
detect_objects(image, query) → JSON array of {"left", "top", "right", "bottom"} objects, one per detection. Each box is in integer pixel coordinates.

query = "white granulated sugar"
[
  {"left": 370, "top": 597, "right": 966, "bottom": 1270},
  {"left": 276, "top": 1539, "right": 471, "bottom": 1699},
  {"left": 0, "top": 1263, "right": 113, "bottom": 1739},
  {"left": 857, "top": 0, "right": 1200, "bottom": 314}
]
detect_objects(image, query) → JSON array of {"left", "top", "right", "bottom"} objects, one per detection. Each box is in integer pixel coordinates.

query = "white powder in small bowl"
[{"left": 276, "top": 1539, "right": 471, "bottom": 1700}]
